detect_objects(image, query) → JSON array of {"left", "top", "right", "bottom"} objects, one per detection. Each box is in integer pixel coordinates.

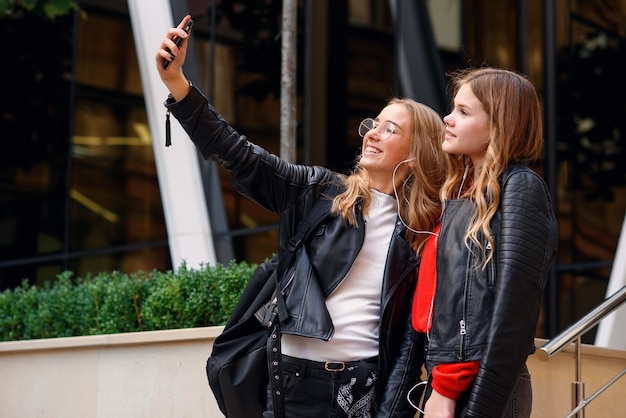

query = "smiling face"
[
  {"left": 359, "top": 103, "right": 413, "bottom": 194},
  {"left": 442, "top": 83, "right": 491, "bottom": 168}
]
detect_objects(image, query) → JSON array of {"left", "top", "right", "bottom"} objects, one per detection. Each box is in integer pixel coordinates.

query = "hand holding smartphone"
[{"left": 163, "top": 19, "right": 194, "bottom": 70}]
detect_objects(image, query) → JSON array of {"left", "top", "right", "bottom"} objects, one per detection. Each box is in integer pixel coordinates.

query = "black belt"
[{"left": 282, "top": 354, "right": 378, "bottom": 378}]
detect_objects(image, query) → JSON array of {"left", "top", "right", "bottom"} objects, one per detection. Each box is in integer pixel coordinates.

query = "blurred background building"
[{"left": 1, "top": 0, "right": 625, "bottom": 343}]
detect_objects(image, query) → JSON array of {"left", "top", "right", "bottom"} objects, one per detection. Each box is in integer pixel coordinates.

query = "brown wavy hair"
[
  {"left": 441, "top": 68, "right": 544, "bottom": 264},
  {"left": 331, "top": 97, "right": 447, "bottom": 253}
]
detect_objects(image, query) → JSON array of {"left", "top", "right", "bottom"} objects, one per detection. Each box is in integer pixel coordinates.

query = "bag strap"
[
  {"left": 269, "top": 185, "right": 336, "bottom": 418},
  {"left": 274, "top": 186, "right": 335, "bottom": 323}
]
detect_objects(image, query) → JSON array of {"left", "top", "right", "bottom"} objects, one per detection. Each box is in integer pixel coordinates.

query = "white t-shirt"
[{"left": 281, "top": 189, "right": 398, "bottom": 361}]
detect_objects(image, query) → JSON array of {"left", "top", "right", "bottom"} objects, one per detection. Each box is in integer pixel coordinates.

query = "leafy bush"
[
  {"left": 1, "top": 0, "right": 80, "bottom": 20},
  {"left": 0, "top": 261, "right": 257, "bottom": 342}
]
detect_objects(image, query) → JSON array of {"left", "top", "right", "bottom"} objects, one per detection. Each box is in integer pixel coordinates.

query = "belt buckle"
[{"left": 324, "top": 361, "right": 345, "bottom": 372}]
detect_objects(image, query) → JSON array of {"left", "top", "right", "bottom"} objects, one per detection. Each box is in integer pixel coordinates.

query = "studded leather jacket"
[
  {"left": 166, "top": 86, "right": 422, "bottom": 417},
  {"left": 424, "top": 164, "right": 558, "bottom": 417}
]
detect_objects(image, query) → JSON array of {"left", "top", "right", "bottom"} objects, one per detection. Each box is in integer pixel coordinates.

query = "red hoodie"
[{"left": 411, "top": 223, "right": 480, "bottom": 399}]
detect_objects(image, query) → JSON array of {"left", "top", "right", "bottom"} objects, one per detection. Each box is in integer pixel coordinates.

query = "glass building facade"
[{"left": 1, "top": 0, "right": 625, "bottom": 342}]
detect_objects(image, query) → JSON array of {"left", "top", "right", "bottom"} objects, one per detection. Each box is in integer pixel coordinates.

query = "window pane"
[
  {"left": 0, "top": 13, "right": 73, "bottom": 289},
  {"left": 71, "top": 12, "right": 170, "bottom": 276}
]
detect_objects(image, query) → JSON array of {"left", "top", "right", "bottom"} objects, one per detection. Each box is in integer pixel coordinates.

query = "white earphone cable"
[
  {"left": 392, "top": 158, "right": 439, "bottom": 237},
  {"left": 457, "top": 165, "right": 469, "bottom": 199}
]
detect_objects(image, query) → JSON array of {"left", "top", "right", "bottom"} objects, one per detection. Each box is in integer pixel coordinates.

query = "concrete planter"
[
  {"left": 1, "top": 332, "right": 625, "bottom": 417},
  {"left": 0, "top": 327, "right": 224, "bottom": 418}
]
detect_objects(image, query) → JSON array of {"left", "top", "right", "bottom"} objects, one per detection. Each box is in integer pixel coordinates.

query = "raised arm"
[{"left": 155, "top": 15, "right": 193, "bottom": 102}]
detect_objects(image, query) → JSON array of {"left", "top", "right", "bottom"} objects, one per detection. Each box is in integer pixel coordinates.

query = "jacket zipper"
[
  {"left": 486, "top": 241, "right": 495, "bottom": 286},
  {"left": 459, "top": 254, "right": 470, "bottom": 358},
  {"left": 281, "top": 270, "right": 296, "bottom": 295}
]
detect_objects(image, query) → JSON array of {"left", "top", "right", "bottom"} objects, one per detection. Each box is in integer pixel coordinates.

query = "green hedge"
[
  {"left": 0, "top": 261, "right": 257, "bottom": 342},
  {"left": 1, "top": 0, "right": 80, "bottom": 20}
]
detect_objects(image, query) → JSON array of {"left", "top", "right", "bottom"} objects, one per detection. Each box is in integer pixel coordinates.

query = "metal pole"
[
  {"left": 539, "top": 285, "right": 626, "bottom": 359},
  {"left": 209, "top": 0, "right": 216, "bottom": 103},
  {"left": 281, "top": 0, "right": 297, "bottom": 163},
  {"left": 518, "top": 0, "right": 527, "bottom": 73},
  {"left": 543, "top": 0, "right": 560, "bottom": 339},
  {"left": 566, "top": 367, "right": 626, "bottom": 418},
  {"left": 571, "top": 337, "right": 585, "bottom": 418}
]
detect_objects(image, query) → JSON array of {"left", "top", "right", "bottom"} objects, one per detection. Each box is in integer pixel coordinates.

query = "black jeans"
[
  {"left": 414, "top": 364, "right": 532, "bottom": 418},
  {"left": 457, "top": 365, "right": 532, "bottom": 418},
  {"left": 263, "top": 355, "right": 379, "bottom": 418}
]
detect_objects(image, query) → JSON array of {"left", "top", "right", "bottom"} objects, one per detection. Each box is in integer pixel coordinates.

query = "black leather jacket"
[
  {"left": 424, "top": 164, "right": 558, "bottom": 417},
  {"left": 166, "top": 86, "right": 422, "bottom": 417}
]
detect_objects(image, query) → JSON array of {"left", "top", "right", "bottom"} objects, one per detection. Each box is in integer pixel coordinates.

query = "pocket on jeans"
[
  {"left": 281, "top": 369, "right": 300, "bottom": 395},
  {"left": 509, "top": 369, "right": 532, "bottom": 418}
]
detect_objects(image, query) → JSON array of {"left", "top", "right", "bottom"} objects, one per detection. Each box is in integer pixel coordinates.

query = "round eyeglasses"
[{"left": 358, "top": 118, "right": 399, "bottom": 141}]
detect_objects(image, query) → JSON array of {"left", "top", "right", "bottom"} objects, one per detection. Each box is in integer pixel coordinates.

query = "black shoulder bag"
[{"left": 206, "top": 193, "right": 333, "bottom": 418}]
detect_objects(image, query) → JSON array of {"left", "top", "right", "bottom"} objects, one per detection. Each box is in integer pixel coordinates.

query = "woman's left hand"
[
  {"left": 155, "top": 15, "right": 193, "bottom": 101},
  {"left": 422, "top": 388, "right": 455, "bottom": 418}
]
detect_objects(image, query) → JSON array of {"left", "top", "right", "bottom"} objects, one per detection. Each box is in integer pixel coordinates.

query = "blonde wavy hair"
[
  {"left": 331, "top": 98, "right": 447, "bottom": 253},
  {"left": 441, "top": 68, "right": 544, "bottom": 264}
]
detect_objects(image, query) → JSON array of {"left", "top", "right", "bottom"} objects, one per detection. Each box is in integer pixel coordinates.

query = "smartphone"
[{"left": 163, "top": 19, "right": 194, "bottom": 69}]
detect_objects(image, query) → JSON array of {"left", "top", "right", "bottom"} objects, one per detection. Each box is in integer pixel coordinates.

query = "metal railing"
[{"left": 538, "top": 285, "right": 626, "bottom": 417}]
